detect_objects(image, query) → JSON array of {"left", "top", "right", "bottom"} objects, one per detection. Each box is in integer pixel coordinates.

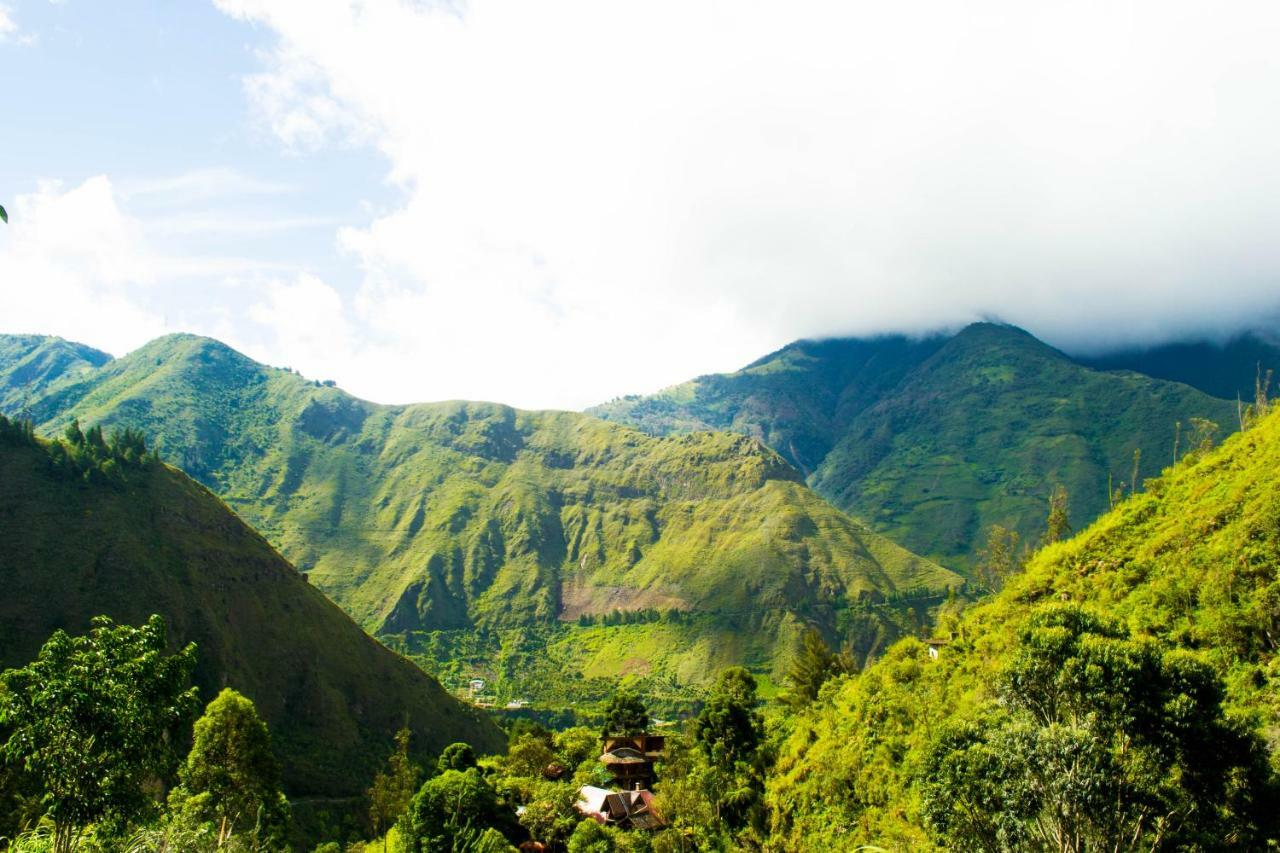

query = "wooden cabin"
[{"left": 600, "top": 734, "right": 666, "bottom": 791}]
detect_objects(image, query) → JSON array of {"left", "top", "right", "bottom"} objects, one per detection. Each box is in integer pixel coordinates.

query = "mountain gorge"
[
  {"left": 593, "top": 323, "right": 1244, "bottom": 570},
  {"left": 0, "top": 333, "right": 959, "bottom": 704}
]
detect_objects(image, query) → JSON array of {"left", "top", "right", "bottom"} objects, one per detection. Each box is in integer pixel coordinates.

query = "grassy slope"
[
  {"left": 1, "top": 334, "right": 958, "bottom": 696},
  {"left": 766, "top": 405, "right": 1280, "bottom": 850},
  {"left": 0, "top": 334, "right": 110, "bottom": 412},
  {"left": 590, "top": 334, "right": 946, "bottom": 477},
  {"left": 813, "top": 324, "right": 1239, "bottom": 568},
  {"left": 0, "top": 433, "right": 504, "bottom": 799},
  {"left": 596, "top": 323, "right": 1237, "bottom": 571}
]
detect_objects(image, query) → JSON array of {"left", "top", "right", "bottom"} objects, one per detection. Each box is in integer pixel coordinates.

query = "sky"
[{"left": 3, "top": 1, "right": 1280, "bottom": 409}]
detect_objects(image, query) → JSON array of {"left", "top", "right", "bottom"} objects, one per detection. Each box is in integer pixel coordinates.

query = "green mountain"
[
  {"left": 1077, "top": 329, "right": 1280, "bottom": 401},
  {"left": 766, "top": 403, "right": 1280, "bottom": 850},
  {"left": 593, "top": 323, "right": 1238, "bottom": 570},
  {"left": 590, "top": 333, "right": 947, "bottom": 477},
  {"left": 0, "top": 334, "right": 110, "bottom": 413},
  {"left": 0, "top": 417, "right": 504, "bottom": 800},
  {"left": 0, "top": 333, "right": 960, "bottom": 705}
]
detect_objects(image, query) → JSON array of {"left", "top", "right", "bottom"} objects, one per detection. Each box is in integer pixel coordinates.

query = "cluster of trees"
[
  {"left": 0, "top": 414, "right": 160, "bottom": 486},
  {"left": 919, "top": 606, "right": 1277, "bottom": 850},
  {"left": 574, "top": 609, "right": 687, "bottom": 629},
  {"left": 0, "top": 616, "right": 288, "bottom": 852}
]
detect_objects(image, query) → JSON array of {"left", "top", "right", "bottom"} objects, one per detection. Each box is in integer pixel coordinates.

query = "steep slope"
[
  {"left": 0, "top": 418, "right": 504, "bottom": 798},
  {"left": 591, "top": 333, "right": 947, "bottom": 476},
  {"left": 1077, "top": 329, "right": 1280, "bottom": 401},
  {"left": 0, "top": 334, "right": 110, "bottom": 413},
  {"left": 766, "top": 405, "right": 1280, "bottom": 850},
  {"left": 597, "top": 323, "right": 1237, "bottom": 570},
  {"left": 0, "top": 334, "right": 959, "bottom": 701},
  {"left": 813, "top": 324, "right": 1238, "bottom": 567}
]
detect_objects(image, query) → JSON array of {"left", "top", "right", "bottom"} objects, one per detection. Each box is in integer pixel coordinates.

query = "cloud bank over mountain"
[{"left": 6, "top": 2, "right": 1280, "bottom": 409}]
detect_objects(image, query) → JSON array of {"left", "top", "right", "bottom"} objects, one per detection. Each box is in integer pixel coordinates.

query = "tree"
[
  {"left": 785, "top": 629, "right": 857, "bottom": 707},
  {"left": 371, "top": 728, "right": 423, "bottom": 849},
  {"left": 695, "top": 668, "right": 761, "bottom": 770},
  {"left": 438, "top": 742, "right": 477, "bottom": 773},
  {"left": 1187, "top": 417, "right": 1219, "bottom": 455},
  {"left": 974, "top": 524, "right": 1022, "bottom": 593},
  {"left": 920, "top": 605, "right": 1278, "bottom": 851},
  {"left": 516, "top": 781, "right": 579, "bottom": 850},
  {"left": 402, "top": 769, "right": 518, "bottom": 853},
  {"left": 179, "top": 688, "right": 289, "bottom": 848},
  {"left": 601, "top": 690, "right": 648, "bottom": 736},
  {"left": 692, "top": 668, "right": 765, "bottom": 830},
  {"left": 505, "top": 735, "right": 556, "bottom": 780},
  {"left": 553, "top": 727, "right": 602, "bottom": 777},
  {"left": 567, "top": 818, "right": 622, "bottom": 853},
  {"left": 0, "top": 615, "right": 198, "bottom": 853},
  {"left": 1042, "top": 484, "right": 1070, "bottom": 546}
]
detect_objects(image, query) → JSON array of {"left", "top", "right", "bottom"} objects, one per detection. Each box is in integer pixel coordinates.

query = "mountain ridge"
[
  {"left": 0, "top": 332, "right": 959, "bottom": 702},
  {"left": 594, "top": 322, "right": 1242, "bottom": 569}
]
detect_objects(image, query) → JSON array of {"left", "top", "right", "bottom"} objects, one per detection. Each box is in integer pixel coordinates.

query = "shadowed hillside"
[{"left": 0, "top": 418, "right": 504, "bottom": 799}]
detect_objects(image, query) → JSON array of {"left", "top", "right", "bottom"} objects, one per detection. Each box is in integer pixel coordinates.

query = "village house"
[{"left": 574, "top": 733, "right": 667, "bottom": 830}]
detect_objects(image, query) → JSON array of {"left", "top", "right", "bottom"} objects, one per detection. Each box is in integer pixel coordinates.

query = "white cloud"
[
  {"left": 0, "top": 175, "right": 306, "bottom": 359},
  {"left": 242, "top": 273, "right": 359, "bottom": 379},
  {"left": 120, "top": 167, "right": 297, "bottom": 204},
  {"left": 203, "top": 1, "right": 1280, "bottom": 407},
  {"left": 0, "top": 177, "right": 171, "bottom": 355},
  {"left": 0, "top": 5, "right": 16, "bottom": 39}
]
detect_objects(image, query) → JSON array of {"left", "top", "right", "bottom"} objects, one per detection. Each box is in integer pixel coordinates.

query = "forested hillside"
[
  {"left": 765, "top": 402, "right": 1280, "bottom": 850},
  {"left": 1077, "top": 329, "right": 1280, "bottom": 400},
  {"left": 594, "top": 323, "right": 1239, "bottom": 570},
  {"left": 0, "top": 334, "right": 959, "bottom": 706},
  {"left": 0, "top": 416, "right": 504, "bottom": 799}
]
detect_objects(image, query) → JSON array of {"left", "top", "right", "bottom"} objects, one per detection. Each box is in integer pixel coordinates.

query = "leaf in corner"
[{"left": 0, "top": 205, "right": 7, "bottom": 224}]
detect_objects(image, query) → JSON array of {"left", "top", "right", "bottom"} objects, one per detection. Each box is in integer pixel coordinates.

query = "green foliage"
[
  {"left": 692, "top": 669, "right": 764, "bottom": 832},
  {"left": 0, "top": 431, "right": 503, "bottom": 817},
  {"left": 766, "top": 407, "right": 1280, "bottom": 851},
  {"left": 920, "top": 606, "right": 1276, "bottom": 850},
  {"left": 514, "top": 781, "right": 579, "bottom": 850},
  {"left": 567, "top": 819, "right": 616, "bottom": 853},
  {"left": 0, "top": 413, "right": 156, "bottom": 487},
  {"left": 401, "top": 769, "right": 517, "bottom": 853},
  {"left": 437, "top": 742, "right": 477, "bottom": 774},
  {"left": 368, "top": 728, "right": 423, "bottom": 845},
  {"left": 178, "top": 688, "right": 289, "bottom": 847},
  {"left": 1042, "top": 483, "right": 1071, "bottom": 546},
  {"left": 504, "top": 735, "right": 556, "bottom": 779},
  {"left": 602, "top": 691, "right": 649, "bottom": 736},
  {"left": 0, "top": 615, "right": 198, "bottom": 853},
  {"left": 784, "top": 629, "right": 856, "bottom": 708},
  {"left": 974, "top": 524, "right": 1022, "bottom": 593},
  {"left": 552, "top": 728, "right": 601, "bottom": 778},
  {"left": 566, "top": 819, "right": 647, "bottom": 853}
]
